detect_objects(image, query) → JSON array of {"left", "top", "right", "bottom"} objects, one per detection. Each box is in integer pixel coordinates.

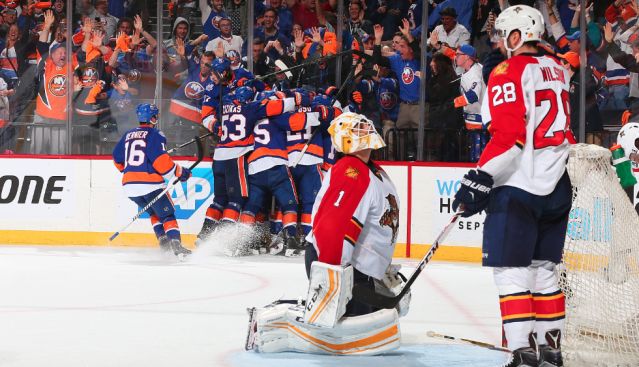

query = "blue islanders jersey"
[
  {"left": 112, "top": 125, "right": 182, "bottom": 197},
  {"left": 169, "top": 66, "right": 215, "bottom": 123},
  {"left": 286, "top": 105, "right": 323, "bottom": 166},
  {"left": 214, "top": 97, "right": 296, "bottom": 160},
  {"left": 388, "top": 54, "right": 420, "bottom": 103},
  {"left": 250, "top": 111, "right": 319, "bottom": 175},
  {"left": 377, "top": 77, "right": 399, "bottom": 121},
  {"left": 315, "top": 105, "right": 342, "bottom": 170}
]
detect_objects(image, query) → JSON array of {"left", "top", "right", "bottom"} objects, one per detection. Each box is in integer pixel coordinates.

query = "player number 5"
[{"left": 492, "top": 82, "right": 516, "bottom": 106}]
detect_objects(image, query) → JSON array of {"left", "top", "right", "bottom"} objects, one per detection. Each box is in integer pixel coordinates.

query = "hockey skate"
[
  {"left": 158, "top": 235, "right": 172, "bottom": 253},
  {"left": 502, "top": 333, "right": 539, "bottom": 367},
  {"left": 284, "top": 237, "right": 306, "bottom": 257},
  {"left": 170, "top": 239, "right": 192, "bottom": 261},
  {"left": 195, "top": 220, "right": 218, "bottom": 247},
  {"left": 268, "top": 231, "right": 286, "bottom": 255},
  {"left": 538, "top": 329, "right": 562, "bottom": 367}
]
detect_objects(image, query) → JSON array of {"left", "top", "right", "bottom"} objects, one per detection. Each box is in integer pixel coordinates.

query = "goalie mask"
[{"left": 328, "top": 112, "right": 385, "bottom": 154}]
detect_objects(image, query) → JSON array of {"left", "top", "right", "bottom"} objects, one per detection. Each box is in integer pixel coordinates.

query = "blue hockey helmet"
[
  {"left": 136, "top": 103, "right": 159, "bottom": 123},
  {"left": 255, "top": 90, "right": 277, "bottom": 102},
  {"left": 312, "top": 94, "right": 333, "bottom": 108},
  {"left": 234, "top": 86, "right": 255, "bottom": 103},
  {"left": 212, "top": 57, "right": 231, "bottom": 74}
]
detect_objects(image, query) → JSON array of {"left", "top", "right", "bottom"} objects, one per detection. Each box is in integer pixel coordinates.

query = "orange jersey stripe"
[
  {"left": 153, "top": 153, "right": 176, "bottom": 175},
  {"left": 169, "top": 100, "right": 202, "bottom": 123},
  {"left": 265, "top": 99, "right": 285, "bottom": 116},
  {"left": 287, "top": 143, "right": 323, "bottom": 157},
  {"left": 288, "top": 112, "right": 307, "bottom": 131},
  {"left": 122, "top": 171, "right": 164, "bottom": 184},
  {"left": 248, "top": 147, "right": 288, "bottom": 163},
  {"left": 113, "top": 161, "right": 125, "bottom": 172}
]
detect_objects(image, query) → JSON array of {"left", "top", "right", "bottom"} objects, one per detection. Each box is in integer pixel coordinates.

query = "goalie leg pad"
[
  {"left": 303, "top": 262, "right": 353, "bottom": 328},
  {"left": 253, "top": 302, "right": 401, "bottom": 355}
]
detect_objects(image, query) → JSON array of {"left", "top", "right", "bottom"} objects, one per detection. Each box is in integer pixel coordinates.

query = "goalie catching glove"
[{"left": 452, "top": 169, "right": 493, "bottom": 217}]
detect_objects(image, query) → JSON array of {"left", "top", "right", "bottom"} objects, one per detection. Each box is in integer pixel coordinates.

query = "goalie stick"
[
  {"left": 426, "top": 331, "right": 511, "bottom": 353},
  {"left": 108, "top": 136, "right": 204, "bottom": 242},
  {"left": 352, "top": 212, "right": 461, "bottom": 309}
]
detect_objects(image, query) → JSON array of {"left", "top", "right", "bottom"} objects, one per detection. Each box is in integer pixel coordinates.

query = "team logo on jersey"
[
  {"left": 345, "top": 166, "right": 360, "bottom": 179},
  {"left": 226, "top": 50, "right": 241, "bottom": 69},
  {"left": 492, "top": 61, "right": 509, "bottom": 76},
  {"left": 379, "top": 194, "right": 399, "bottom": 243},
  {"left": 185, "top": 81, "right": 205, "bottom": 100},
  {"left": 48, "top": 74, "right": 67, "bottom": 97},
  {"left": 380, "top": 92, "right": 397, "bottom": 109},
  {"left": 81, "top": 66, "right": 99, "bottom": 87},
  {"left": 401, "top": 67, "right": 415, "bottom": 84},
  {"left": 211, "top": 15, "right": 223, "bottom": 30}
]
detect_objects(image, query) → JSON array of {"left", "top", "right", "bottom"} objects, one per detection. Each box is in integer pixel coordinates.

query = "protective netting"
[{"left": 560, "top": 144, "right": 639, "bottom": 366}]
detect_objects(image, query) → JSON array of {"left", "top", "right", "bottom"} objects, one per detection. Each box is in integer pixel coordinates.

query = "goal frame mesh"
[{"left": 560, "top": 144, "right": 639, "bottom": 366}]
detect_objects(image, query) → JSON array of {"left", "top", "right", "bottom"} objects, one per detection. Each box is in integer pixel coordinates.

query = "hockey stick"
[
  {"left": 352, "top": 212, "right": 461, "bottom": 309},
  {"left": 108, "top": 136, "right": 204, "bottom": 242},
  {"left": 255, "top": 49, "right": 369, "bottom": 82},
  {"left": 290, "top": 57, "right": 364, "bottom": 168},
  {"left": 426, "top": 331, "right": 511, "bottom": 353},
  {"left": 167, "top": 131, "right": 214, "bottom": 154}
]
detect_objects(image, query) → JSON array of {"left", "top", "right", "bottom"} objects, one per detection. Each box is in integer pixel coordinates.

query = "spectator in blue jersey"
[
  {"left": 255, "top": 8, "right": 291, "bottom": 61},
  {"left": 200, "top": 0, "right": 227, "bottom": 40},
  {"left": 372, "top": 20, "right": 422, "bottom": 159},
  {"left": 265, "top": 0, "right": 293, "bottom": 38}
]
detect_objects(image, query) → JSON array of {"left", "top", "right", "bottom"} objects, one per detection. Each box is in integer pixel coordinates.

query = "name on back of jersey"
[
  {"left": 125, "top": 130, "right": 149, "bottom": 141},
  {"left": 540, "top": 66, "right": 565, "bottom": 84}
]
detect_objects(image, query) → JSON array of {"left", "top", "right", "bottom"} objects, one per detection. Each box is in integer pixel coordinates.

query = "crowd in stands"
[{"left": 0, "top": 0, "right": 633, "bottom": 160}]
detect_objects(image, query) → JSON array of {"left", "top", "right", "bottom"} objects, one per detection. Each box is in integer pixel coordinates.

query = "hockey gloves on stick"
[
  {"left": 452, "top": 169, "right": 493, "bottom": 218},
  {"left": 177, "top": 166, "right": 191, "bottom": 182}
]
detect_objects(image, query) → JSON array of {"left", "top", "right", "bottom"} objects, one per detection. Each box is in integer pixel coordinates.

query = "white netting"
[{"left": 560, "top": 144, "right": 639, "bottom": 367}]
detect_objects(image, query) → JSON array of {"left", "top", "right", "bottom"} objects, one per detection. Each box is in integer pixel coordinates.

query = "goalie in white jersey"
[
  {"left": 245, "top": 113, "right": 408, "bottom": 356},
  {"left": 453, "top": 5, "right": 575, "bottom": 367}
]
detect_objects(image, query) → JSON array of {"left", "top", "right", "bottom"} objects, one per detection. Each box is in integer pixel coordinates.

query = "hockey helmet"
[
  {"left": 494, "top": 5, "right": 544, "bottom": 55},
  {"left": 212, "top": 57, "right": 231, "bottom": 74},
  {"left": 256, "top": 90, "right": 277, "bottom": 102},
  {"left": 312, "top": 94, "right": 333, "bottom": 108},
  {"left": 327, "top": 112, "right": 385, "bottom": 154},
  {"left": 617, "top": 122, "right": 639, "bottom": 158},
  {"left": 136, "top": 103, "right": 159, "bottom": 124},
  {"left": 234, "top": 86, "right": 255, "bottom": 103}
]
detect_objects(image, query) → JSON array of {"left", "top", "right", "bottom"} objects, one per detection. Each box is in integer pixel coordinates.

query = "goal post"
[{"left": 560, "top": 144, "right": 639, "bottom": 366}]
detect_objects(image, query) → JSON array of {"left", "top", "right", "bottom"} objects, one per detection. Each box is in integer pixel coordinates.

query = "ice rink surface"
[{"left": 0, "top": 240, "right": 509, "bottom": 367}]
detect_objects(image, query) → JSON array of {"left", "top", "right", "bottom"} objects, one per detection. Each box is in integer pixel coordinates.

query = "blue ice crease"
[{"left": 231, "top": 344, "right": 508, "bottom": 367}]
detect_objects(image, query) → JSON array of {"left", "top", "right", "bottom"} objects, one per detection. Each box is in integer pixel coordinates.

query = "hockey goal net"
[{"left": 559, "top": 143, "right": 639, "bottom": 366}]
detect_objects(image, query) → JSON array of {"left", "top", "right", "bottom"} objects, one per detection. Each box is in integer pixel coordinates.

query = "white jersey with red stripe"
[
  {"left": 308, "top": 156, "right": 400, "bottom": 280},
  {"left": 479, "top": 53, "right": 575, "bottom": 196}
]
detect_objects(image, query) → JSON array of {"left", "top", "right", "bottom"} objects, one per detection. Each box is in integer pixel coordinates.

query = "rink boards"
[{"left": 0, "top": 156, "right": 485, "bottom": 262}]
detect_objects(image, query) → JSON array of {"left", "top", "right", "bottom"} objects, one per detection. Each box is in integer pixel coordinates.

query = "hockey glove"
[
  {"left": 351, "top": 91, "right": 363, "bottom": 104},
  {"left": 452, "top": 169, "right": 493, "bottom": 218},
  {"left": 177, "top": 166, "right": 191, "bottom": 182}
]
